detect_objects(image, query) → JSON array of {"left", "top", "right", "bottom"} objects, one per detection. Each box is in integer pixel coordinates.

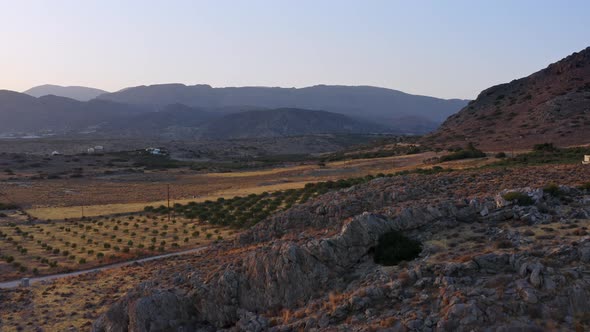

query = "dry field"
[
  {"left": 0, "top": 211, "right": 234, "bottom": 282},
  {"left": 1, "top": 151, "right": 498, "bottom": 220}
]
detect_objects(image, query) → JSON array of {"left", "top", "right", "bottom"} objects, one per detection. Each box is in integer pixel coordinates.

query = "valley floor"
[{"left": 1, "top": 151, "right": 475, "bottom": 219}]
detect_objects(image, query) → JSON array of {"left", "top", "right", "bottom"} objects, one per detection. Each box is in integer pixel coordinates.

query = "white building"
[
  {"left": 146, "top": 147, "right": 167, "bottom": 156},
  {"left": 583, "top": 155, "right": 590, "bottom": 165},
  {"left": 51, "top": 151, "right": 61, "bottom": 156}
]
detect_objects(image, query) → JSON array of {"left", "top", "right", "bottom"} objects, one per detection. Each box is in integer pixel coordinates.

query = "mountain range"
[
  {"left": 23, "top": 84, "right": 108, "bottom": 101},
  {"left": 0, "top": 91, "right": 143, "bottom": 134},
  {"left": 424, "top": 47, "right": 590, "bottom": 150},
  {"left": 0, "top": 85, "right": 470, "bottom": 138},
  {"left": 97, "top": 84, "right": 468, "bottom": 129},
  {"left": 12, "top": 45, "right": 590, "bottom": 145}
]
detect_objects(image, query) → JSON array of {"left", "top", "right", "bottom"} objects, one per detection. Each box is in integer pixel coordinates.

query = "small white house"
[
  {"left": 87, "top": 148, "right": 95, "bottom": 154},
  {"left": 145, "top": 147, "right": 167, "bottom": 156},
  {"left": 583, "top": 155, "right": 590, "bottom": 165},
  {"left": 94, "top": 146, "right": 104, "bottom": 151},
  {"left": 51, "top": 151, "right": 61, "bottom": 156}
]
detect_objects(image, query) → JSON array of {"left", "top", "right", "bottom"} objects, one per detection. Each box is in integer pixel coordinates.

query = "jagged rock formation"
[
  {"left": 93, "top": 166, "right": 590, "bottom": 331},
  {"left": 423, "top": 47, "right": 590, "bottom": 150}
]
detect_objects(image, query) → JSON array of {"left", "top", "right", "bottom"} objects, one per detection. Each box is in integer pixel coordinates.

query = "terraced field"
[{"left": 0, "top": 213, "right": 234, "bottom": 282}]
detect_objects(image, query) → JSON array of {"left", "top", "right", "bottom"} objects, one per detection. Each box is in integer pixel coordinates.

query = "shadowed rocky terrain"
[{"left": 91, "top": 165, "right": 590, "bottom": 331}]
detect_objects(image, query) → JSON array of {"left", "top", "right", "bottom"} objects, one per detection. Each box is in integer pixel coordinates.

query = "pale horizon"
[{"left": 1, "top": 0, "right": 589, "bottom": 99}]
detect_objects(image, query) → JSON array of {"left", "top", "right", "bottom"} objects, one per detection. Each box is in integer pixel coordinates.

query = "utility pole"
[{"left": 167, "top": 184, "right": 171, "bottom": 223}]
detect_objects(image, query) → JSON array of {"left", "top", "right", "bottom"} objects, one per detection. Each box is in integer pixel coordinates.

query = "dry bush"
[{"left": 380, "top": 316, "right": 397, "bottom": 327}]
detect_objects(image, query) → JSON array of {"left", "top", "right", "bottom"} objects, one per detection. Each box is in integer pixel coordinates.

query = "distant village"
[{"left": 50, "top": 146, "right": 169, "bottom": 157}]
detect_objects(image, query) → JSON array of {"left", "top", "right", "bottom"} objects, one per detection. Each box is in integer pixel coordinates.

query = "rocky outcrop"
[
  {"left": 92, "top": 284, "right": 202, "bottom": 332},
  {"left": 94, "top": 184, "right": 590, "bottom": 331},
  {"left": 93, "top": 213, "right": 408, "bottom": 331}
]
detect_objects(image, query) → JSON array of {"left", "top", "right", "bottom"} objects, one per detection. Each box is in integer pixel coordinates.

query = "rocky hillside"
[
  {"left": 93, "top": 165, "right": 590, "bottom": 331},
  {"left": 423, "top": 47, "right": 590, "bottom": 150}
]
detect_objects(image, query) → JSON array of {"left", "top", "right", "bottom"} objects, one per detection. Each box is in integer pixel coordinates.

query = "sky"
[{"left": 0, "top": 0, "right": 588, "bottom": 100}]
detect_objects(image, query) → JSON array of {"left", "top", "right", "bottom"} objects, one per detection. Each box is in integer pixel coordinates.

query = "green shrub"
[
  {"left": 543, "top": 184, "right": 562, "bottom": 197},
  {"left": 0, "top": 202, "right": 18, "bottom": 210},
  {"left": 439, "top": 144, "right": 486, "bottom": 162},
  {"left": 495, "top": 152, "right": 507, "bottom": 158},
  {"left": 502, "top": 192, "right": 533, "bottom": 206},
  {"left": 533, "top": 143, "right": 558, "bottom": 152},
  {"left": 373, "top": 231, "right": 422, "bottom": 266}
]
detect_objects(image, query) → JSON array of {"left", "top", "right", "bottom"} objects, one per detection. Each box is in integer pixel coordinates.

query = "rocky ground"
[{"left": 85, "top": 164, "right": 590, "bottom": 332}]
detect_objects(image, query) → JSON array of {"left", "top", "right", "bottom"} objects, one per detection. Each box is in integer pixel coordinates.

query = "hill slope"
[
  {"left": 97, "top": 84, "right": 468, "bottom": 133},
  {"left": 0, "top": 91, "right": 144, "bottom": 134},
  {"left": 199, "top": 108, "right": 389, "bottom": 139},
  {"left": 423, "top": 47, "right": 590, "bottom": 150},
  {"left": 24, "top": 84, "right": 108, "bottom": 101}
]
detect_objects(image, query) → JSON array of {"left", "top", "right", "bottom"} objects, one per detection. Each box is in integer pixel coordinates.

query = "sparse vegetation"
[
  {"left": 165, "top": 169, "right": 452, "bottom": 228},
  {"left": 543, "top": 184, "right": 562, "bottom": 197},
  {"left": 502, "top": 192, "right": 533, "bottom": 206},
  {"left": 0, "top": 202, "right": 19, "bottom": 210},
  {"left": 490, "top": 145, "right": 590, "bottom": 167},
  {"left": 0, "top": 211, "right": 234, "bottom": 281},
  {"left": 439, "top": 143, "right": 486, "bottom": 162},
  {"left": 495, "top": 152, "right": 507, "bottom": 158}
]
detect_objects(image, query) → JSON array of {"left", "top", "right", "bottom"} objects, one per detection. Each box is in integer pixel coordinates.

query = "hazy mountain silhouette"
[
  {"left": 97, "top": 84, "right": 468, "bottom": 130},
  {"left": 0, "top": 90, "right": 143, "bottom": 134},
  {"left": 0, "top": 91, "right": 391, "bottom": 139},
  {"left": 24, "top": 84, "right": 108, "bottom": 101}
]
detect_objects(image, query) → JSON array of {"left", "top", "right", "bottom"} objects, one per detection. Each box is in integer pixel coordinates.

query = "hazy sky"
[{"left": 0, "top": 0, "right": 588, "bottom": 99}]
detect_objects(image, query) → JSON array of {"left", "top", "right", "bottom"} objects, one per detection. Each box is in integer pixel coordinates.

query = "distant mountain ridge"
[
  {"left": 423, "top": 46, "right": 590, "bottom": 150},
  {"left": 3, "top": 84, "right": 470, "bottom": 136},
  {"left": 97, "top": 84, "right": 469, "bottom": 129},
  {"left": 24, "top": 84, "right": 108, "bottom": 101},
  {"left": 0, "top": 90, "right": 395, "bottom": 139},
  {"left": 0, "top": 90, "right": 143, "bottom": 133}
]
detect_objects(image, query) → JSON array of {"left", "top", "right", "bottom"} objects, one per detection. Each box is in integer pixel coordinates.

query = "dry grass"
[{"left": 0, "top": 261, "right": 154, "bottom": 331}]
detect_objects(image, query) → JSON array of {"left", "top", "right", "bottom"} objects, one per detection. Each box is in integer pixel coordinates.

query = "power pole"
[{"left": 167, "top": 184, "right": 171, "bottom": 223}]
